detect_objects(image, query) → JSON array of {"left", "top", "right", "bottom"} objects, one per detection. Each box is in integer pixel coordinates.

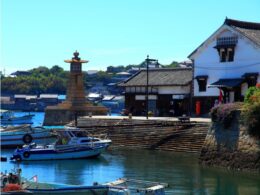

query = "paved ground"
[{"left": 83, "top": 115, "right": 211, "bottom": 123}]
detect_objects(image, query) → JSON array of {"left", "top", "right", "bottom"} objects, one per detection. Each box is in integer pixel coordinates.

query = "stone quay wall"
[
  {"left": 74, "top": 117, "right": 209, "bottom": 153},
  {"left": 200, "top": 112, "right": 260, "bottom": 172}
]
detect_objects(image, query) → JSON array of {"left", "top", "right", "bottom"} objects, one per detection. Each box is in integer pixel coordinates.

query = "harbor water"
[{"left": 1, "top": 112, "right": 260, "bottom": 194}]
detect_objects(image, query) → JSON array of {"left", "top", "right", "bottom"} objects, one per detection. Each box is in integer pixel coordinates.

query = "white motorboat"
[
  {"left": 0, "top": 125, "right": 55, "bottom": 148},
  {"left": 10, "top": 142, "right": 108, "bottom": 161},
  {"left": 0, "top": 110, "right": 34, "bottom": 125},
  {"left": 10, "top": 128, "right": 111, "bottom": 161}
]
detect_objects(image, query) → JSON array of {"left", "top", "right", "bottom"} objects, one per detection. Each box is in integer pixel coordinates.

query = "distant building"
[
  {"left": 118, "top": 68, "right": 192, "bottom": 116},
  {"left": 86, "top": 70, "right": 99, "bottom": 75},
  {"left": 188, "top": 18, "right": 260, "bottom": 114},
  {"left": 10, "top": 71, "right": 31, "bottom": 77},
  {"left": 106, "top": 66, "right": 125, "bottom": 73},
  {"left": 178, "top": 60, "right": 193, "bottom": 68},
  {"left": 39, "top": 94, "right": 59, "bottom": 105}
]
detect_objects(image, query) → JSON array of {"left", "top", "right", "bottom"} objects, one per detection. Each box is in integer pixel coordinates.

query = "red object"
[
  {"left": 256, "top": 83, "right": 260, "bottom": 88},
  {"left": 219, "top": 89, "right": 223, "bottom": 103},
  {"left": 3, "top": 184, "right": 22, "bottom": 192},
  {"left": 195, "top": 101, "right": 201, "bottom": 116}
]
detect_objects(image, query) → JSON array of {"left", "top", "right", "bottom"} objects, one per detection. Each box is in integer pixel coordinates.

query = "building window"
[
  {"left": 243, "top": 73, "right": 258, "bottom": 88},
  {"left": 247, "top": 79, "right": 257, "bottom": 87},
  {"left": 215, "top": 37, "right": 237, "bottom": 63},
  {"left": 220, "top": 48, "right": 226, "bottom": 62},
  {"left": 227, "top": 48, "right": 234, "bottom": 62},
  {"left": 196, "top": 75, "right": 208, "bottom": 92}
]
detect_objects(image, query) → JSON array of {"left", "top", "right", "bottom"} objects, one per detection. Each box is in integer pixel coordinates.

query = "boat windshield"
[
  {"left": 55, "top": 131, "right": 71, "bottom": 145},
  {"left": 71, "top": 131, "right": 88, "bottom": 137}
]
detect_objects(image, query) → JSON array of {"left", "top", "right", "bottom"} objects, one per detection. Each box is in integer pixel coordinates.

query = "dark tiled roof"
[
  {"left": 224, "top": 18, "right": 260, "bottom": 46},
  {"left": 188, "top": 18, "right": 260, "bottom": 58},
  {"left": 118, "top": 68, "right": 192, "bottom": 87},
  {"left": 242, "top": 72, "right": 259, "bottom": 78}
]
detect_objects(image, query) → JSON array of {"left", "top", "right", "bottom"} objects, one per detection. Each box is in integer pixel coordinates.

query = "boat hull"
[
  {"left": 28, "top": 186, "right": 109, "bottom": 195},
  {"left": 1, "top": 191, "right": 33, "bottom": 195}
]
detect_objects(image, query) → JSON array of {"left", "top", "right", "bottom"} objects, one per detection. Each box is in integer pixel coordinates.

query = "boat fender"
[
  {"left": 15, "top": 155, "right": 22, "bottom": 162},
  {"left": 23, "top": 134, "right": 33, "bottom": 144},
  {"left": 23, "top": 151, "right": 30, "bottom": 158}
]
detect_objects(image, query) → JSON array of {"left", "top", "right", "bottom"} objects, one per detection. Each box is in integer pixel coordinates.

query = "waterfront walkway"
[{"left": 84, "top": 115, "right": 211, "bottom": 123}]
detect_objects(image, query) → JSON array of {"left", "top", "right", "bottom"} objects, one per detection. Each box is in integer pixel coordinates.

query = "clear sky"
[{"left": 1, "top": 0, "right": 260, "bottom": 74}]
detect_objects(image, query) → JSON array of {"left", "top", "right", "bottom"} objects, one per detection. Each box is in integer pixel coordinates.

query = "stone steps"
[{"left": 75, "top": 118, "right": 209, "bottom": 153}]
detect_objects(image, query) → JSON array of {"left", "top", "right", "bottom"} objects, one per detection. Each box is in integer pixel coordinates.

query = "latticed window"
[
  {"left": 215, "top": 36, "right": 238, "bottom": 62},
  {"left": 217, "top": 37, "right": 238, "bottom": 46}
]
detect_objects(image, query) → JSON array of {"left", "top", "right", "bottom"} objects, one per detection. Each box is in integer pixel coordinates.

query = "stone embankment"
[
  {"left": 200, "top": 112, "right": 260, "bottom": 172},
  {"left": 74, "top": 117, "right": 209, "bottom": 153}
]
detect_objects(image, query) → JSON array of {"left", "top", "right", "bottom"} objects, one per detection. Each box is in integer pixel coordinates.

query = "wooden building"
[{"left": 118, "top": 68, "right": 192, "bottom": 116}]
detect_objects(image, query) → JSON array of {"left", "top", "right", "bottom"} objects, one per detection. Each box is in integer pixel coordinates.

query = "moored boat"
[
  {"left": 0, "top": 125, "right": 55, "bottom": 148},
  {"left": 10, "top": 142, "right": 108, "bottom": 161},
  {"left": 25, "top": 178, "right": 168, "bottom": 195},
  {"left": 0, "top": 110, "right": 34, "bottom": 125},
  {"left": 1, "top": 169, "right": 33, "bottom": 195}
]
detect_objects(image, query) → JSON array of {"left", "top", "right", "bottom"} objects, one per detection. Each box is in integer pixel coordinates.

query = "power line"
[{"left": 195, "top": 62, "right": 260, "bottom": 70}]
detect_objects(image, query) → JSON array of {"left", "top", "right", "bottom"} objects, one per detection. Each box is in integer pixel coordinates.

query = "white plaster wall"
[
  {"left": 193, "top": 27, "right": 260, "bottom": 97},
  {"left": 158, "top": 86, "right": 190, "bottom": 94},
  {"left": 241, "top": 83, "right": 248, "bottom": 96}
]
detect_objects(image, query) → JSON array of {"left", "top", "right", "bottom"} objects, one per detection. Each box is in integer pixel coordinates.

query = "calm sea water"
[{"left": 1, "top": 112, "right": 260, "bottom": 194}]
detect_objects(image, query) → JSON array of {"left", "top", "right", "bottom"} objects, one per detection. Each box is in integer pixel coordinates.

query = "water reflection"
[{"left": 1, "top": 148, "right": 260, "bottom": 195}]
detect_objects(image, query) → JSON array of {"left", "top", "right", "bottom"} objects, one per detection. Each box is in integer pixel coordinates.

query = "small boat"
[
  {"left": 2, "top": 167, "right": 168, "bottom": 195},
  {"left": 0, "top": 125, "right": 55, "bottom": 149},
  {"left": 1, "top": 169, "right": 33, "bottom": 195},
  {"left": 0, "top": 110, "right": 34, "bottom": 125},
  {"left": 25, "top": 178, "right": 168, "bottom": 195},
  {"left": 10, "top": 141, "right": 108, "bottom": 161}
]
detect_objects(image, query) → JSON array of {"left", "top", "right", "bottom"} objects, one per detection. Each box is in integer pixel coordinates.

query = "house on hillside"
[
  {"left": 118, "top": 68, "right": 192, "bottom": 116},
  {"left": 10, "top": 71, "right": 31, "bottom": 77},
  {"left": 188, "top": 18, "right": 260, "bottom": 114}
]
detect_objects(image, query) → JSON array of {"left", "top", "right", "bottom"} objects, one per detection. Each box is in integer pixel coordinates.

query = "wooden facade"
[{"left": 119, "top": 68, "right": 192, "bottom": 117}]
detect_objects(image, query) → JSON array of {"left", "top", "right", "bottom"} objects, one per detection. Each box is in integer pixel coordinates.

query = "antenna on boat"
[{"left": 74, "top": 111, "right": 78, "bottom": 127}]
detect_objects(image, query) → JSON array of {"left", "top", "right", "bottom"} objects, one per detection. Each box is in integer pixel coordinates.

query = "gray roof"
[
  {"left": 118, "top": 68, "right": 192, "bottom": 87},
  {"left": 225, "top": 18, "right": 260, "bottom": 46}
]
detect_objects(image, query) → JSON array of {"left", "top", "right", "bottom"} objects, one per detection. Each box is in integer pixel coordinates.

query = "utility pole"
[{"left": 145, "top": 55, "right": 157, "bottom": 120}]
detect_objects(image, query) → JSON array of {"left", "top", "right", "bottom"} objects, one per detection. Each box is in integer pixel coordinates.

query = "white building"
[{"left": 188, "top": 18, "right": 260, "bottom": 114}]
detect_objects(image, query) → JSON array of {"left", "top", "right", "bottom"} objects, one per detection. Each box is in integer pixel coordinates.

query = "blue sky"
[{"left": 1, "top": 0, "right": 260, "bottom": 74}]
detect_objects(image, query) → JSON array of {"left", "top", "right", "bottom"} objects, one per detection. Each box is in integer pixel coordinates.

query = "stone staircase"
[{"left": 75, "top": 118, "right": 209, "bottom": 153}]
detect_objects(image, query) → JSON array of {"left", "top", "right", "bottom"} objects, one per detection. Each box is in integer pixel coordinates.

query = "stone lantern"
[{"left": 43, "top": 51, "right": 108, "bottom": 125}]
